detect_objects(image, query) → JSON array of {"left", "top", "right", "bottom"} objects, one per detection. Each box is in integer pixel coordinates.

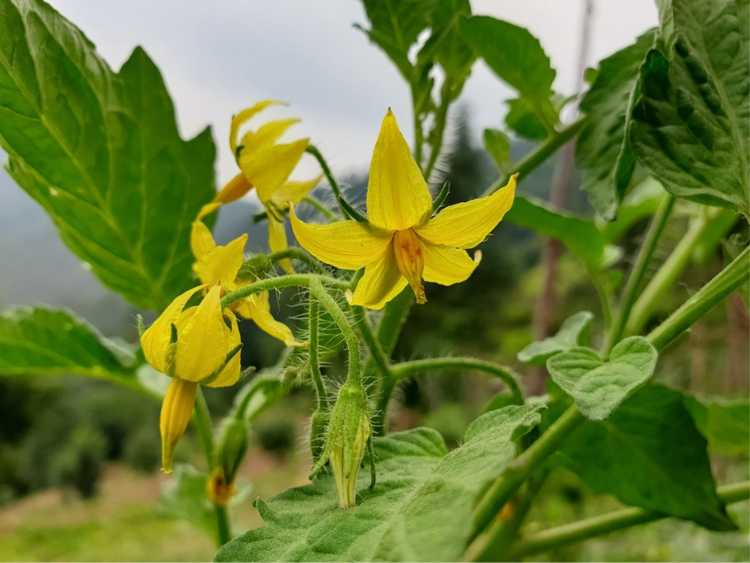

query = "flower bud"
[
  {"left": 160, "top": 378, "right": 198, "bottom": 473},
  {"left": 216, "top": 417, "right": 248, "bottom": 486},
  {"left": 324, "top": 382, "right": 371, "bottom": 508}
]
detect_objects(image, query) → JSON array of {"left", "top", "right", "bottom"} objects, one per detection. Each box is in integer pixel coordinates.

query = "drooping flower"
[
  {"left": 197, "top": 100, "right": 321, "bottom": 272},
  {"left": 190, "top": 221, "right": 299, "bottom": 346},
  {"left": 141, "top": 285, "right": 242, "bottom": 472},
  {"left": 290, "top": 110, "right": 517, "bottom": 309}
]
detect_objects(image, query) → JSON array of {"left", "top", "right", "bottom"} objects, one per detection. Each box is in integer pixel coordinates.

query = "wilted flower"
[{"left": 291, "top": 110, "right": 517, "bottom": 309}]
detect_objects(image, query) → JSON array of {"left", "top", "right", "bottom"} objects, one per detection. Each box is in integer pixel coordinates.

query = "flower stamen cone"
[
  {"left": 393, "top": 229, "right": 426, "bottom": 304},
  {"left": 160, "top": 377, "right": 198, "bottom": 473}
]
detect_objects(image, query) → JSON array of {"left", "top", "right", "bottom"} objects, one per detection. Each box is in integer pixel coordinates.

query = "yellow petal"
[
  {"left": 141, "top": 285, "right": 205, "bottom": 374},
  {"left": 270, "top": 175, "right": 322, "bottom": 208},
  {"left": 290, "top": 206, "right": 392, "bottom": 270},
  {"left": 239, "top": 139, "right": 309, "bottom": 202},
  {"left": 160, "top": 378, "right": 198, "bottom": 473},
  {"left": 197, "top": 201, "right": 222, "bottom": 221},
  {"left": 215, "top": 173, "right": 253, "bottom": 205},
  {"left": 268, "top": 218, "right": 293, "bottom": 274},
  {"left": 421, "top": 242, "right": 482, "bottom": 286},
  {"left": 190, "top": 220, "right": 216, "bottom": 260},
  {"left": 349, "top": 245, "right": 408, "bottom": 310},
  {"left": 244, "top": 291, "right": 301, "bottom": 346},
  {"left": 240, "top": 118, "right": 301, "bottom": 154},
  {"left": 367, "top": 110, "right": 432, "bottom": 231},
  {"left": 193, "top": 233, "right": 248, "bottom": 286},
  {"left": 174, "top": 286, "right": 228, "bottom": 382},
  {"left": 230, "top": 99, "right": 284, "bottom": 154},
  {"left": 207, "top": 311, "right": 242, "bottom": 388},
  {"left": 415, "top": 175, "right": 517, "bottom": 248}
]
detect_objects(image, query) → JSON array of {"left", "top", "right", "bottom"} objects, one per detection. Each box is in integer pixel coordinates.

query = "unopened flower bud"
[
  {"left": 160, "top": 378, "right": 198, "bottom": 474},
  {"left": 324, "top": 382, "right": 371, "bottom": 508},
  {"left": 238, "top": 254, "right": 274, "bottom": 280},
  {"left": 216, "top": 417, "right": 248, "bottom": 486}
]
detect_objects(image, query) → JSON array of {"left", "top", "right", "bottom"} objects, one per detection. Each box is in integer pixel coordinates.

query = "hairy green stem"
[
  {"left": 482, "top": 117, "right": 586, "bottom": 197},
  {"left": 508, "top": 480, "right": 750, "bottom": 558},
  {"left": 606, "top": 194, "right": 676, "bottom": 351},
  {"left": 423, "top": 96, "right": 450, "bottom": 180},
  {"left": 308, "top": 278, "right": 361, "bottom": 385},
  {"left": 646, "top": 244, "right": 750, "bottom": 350},
  {"left": 390, "top": 357, "right": 523, "bottom": 405},
  {"left": 267, "top": 248, "right": 328, "bottom": 273},
  {"left": 308, "top": 298, "right": 328, "bottom": 408},
  {"left": 306, "top": 144, "right": 366, "bottom": 222},
  {"left": 193, "top": 389, "right": 231, "bottom": 546},
  {"left": 352, "top": 306, "right": 392, "bottom": 383},
  {"left": 221, "top": 274, "right": 348, "bottom": 308},
  {"left": 302, "top": 194, "right": 337, "bottom": 221}
]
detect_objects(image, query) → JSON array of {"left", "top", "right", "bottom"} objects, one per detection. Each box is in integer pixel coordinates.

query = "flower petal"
[
  {"left": 141, "top": 285, "right": 205, "bottom": 374},
  {"left": 421, "top": 242, "right": 482, "bottom": 286},
  {"left": 415, "top": 175, "right": 517, "bottom": 248},
  {"left": 230, "top": 100, "right": 284, "bottom": 154},
  {"left": 190, "top": 220, "right": 216, "bottom": 260},
  {"left": 175, "top": 286, "right": 228, "bottom": 382},
  {"left": 207, "top": 312, "right": 242, "bottom": 388},
  {"left": 349, "top": 245, "right": 408, "bottom": 310},
  {"left": 367, "top": 110, "right": 432, "bottom": 231},
  {"left": 215, "top": 173, "right": 253, "bottom": 205},
  {"left": 244, "top": 291, "right": 301, "bottom": 346},
  {"left": 270, "top": 175, "right": 322, "bottom": 207},
  {"left": 239, "top": 139, "right": 309, "bottom": 202},
  {"left": 240, "top": 118, "right": 301, "bottom": 154},
  {"left": 267, "top": 218, "right": 293, "bottom": 274},
  {"left": 193, "top": 233, "right": 248, "bottom": 286},
  {"left": 160, "top": 378, "right": 198, "bottom": 473},
  {"left": 290, "top": 206, "right": 392, "bottom": 270}
]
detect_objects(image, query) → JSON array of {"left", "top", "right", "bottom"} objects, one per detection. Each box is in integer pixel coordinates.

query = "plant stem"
[
  {"left": 267, "top": 248, "right": 328, "bottom": 273},
  {"left": 472, "top": 405, "right": 584, "bottom": 536},
  {"left": 352, "top": 305, "right": 392, "bottom": 383},
  {"left": 302, "top": 195, "right": 337, "bottom": 221},
  {"left": 308, "top": 298, "right": 327, "bottom": 409},
  {"left": 646, "top": 244, "right": 750, "bottom": 350},
  {"left": 308, "top": 278, "right": 361, "bottom": 385},
  {"left": 193, "top": 389, "right": 232, "bottom": 546},
  {"left": 221, "top": 274, "right": 348, "bottom": 308},
  {"left": 390, "top": 357, "right": 523, "bottom": 405},
  {"left": 605, "top": 194, "right": 675, "bottom": 352},
  {"left": 423, "top": 97, "right": 450, "bottom": 180},
  {"left": 306, "top": 144, "right": 366, "bottom": 222},
  {"left": 508, "top": 480, "right": 750, "bottom": 558},
  {"left": 482, "top": 117, "right": 587, "bottom": 197},
  {"left": 626, "top": 210, "right": 714, "bottom": 336}
]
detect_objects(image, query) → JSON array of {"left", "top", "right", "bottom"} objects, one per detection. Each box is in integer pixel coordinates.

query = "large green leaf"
[
  {"left": 629, "top": 0, "right": 749, "bottom": 216},
  {"left": 560, "top": 385, "right": 736, "bottom": 530},
  {"left": 576, "top": 30, "right": 655, "bottom": 219},
  {"left": 0, "top": 0, "right": 216, "bottom": 310},
  {"left": 0, "top": 307, "right": 136, "bottom": 383},
  {"left": 505, "top": 196, "right": 620, "bottom": 271},
  {"left": 215, "top": 400, "right": 547, "bottom": 562},
  {"left": 461, "top": 15, "right": 557, "bottom": 134},
  {"left": 517, "top": 311, "right": 594, "bottom": 365},
  {"left": 685, "top": 395, "right": 750, "bottom": 456},
  {"left": 547, "top": 336, "right": 658, "bottom": 420}
]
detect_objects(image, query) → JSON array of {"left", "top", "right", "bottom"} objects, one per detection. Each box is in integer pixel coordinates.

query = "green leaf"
[
  {"left": 560, "top": 384, "right": 736, "bottom": 530},
  {"left": 597, "top": 177, "right": 666, "bottom": 243},
  {"left": 504, "top": 97, "right": 548, "bottom": 140},
  {"left": 0, "top": 307, "right": 137, "bottom": 383},
  {"left": 547, "top": 336, "right": 657, "bottom": 420},
  {"left": 461, "top": 15, "right": 557, "bottom": 135},
  {"left": 0, "top": 0, "right": 216, "bottom": 310},
  {"left": 685, "top": 395, "right": 750, "bottom": 456},
  {"left": 215, "top": 400, "right": 547, "bottom": 562},
  {"left": 518, "top": 311, "right": 594, "bottom": 365},
  {"left": 576, "top": 30, "right": 656, "bottom": 219},
  {"left": 482, "top": 127, "right": 511, "bottom": 171},
  {"left": 629, "top": 0, "right": 749, "bottom": 217},
  {"left": 505, "top": 195, "right": 621, "bottom": 271}
]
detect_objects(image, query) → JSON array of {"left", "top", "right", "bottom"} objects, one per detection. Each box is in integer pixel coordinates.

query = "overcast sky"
[{"left": 46, "top": 1, "right": 657, "bottom": 184}]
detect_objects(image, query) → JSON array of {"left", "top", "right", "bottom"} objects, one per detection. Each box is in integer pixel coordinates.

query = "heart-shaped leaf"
[{"left": 547, "top": 336, "right": 657, "bottom": 420}]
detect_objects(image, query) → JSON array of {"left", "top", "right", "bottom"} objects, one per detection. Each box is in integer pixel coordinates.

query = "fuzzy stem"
[
  {"left": 308, "top": 298, "right": 328, "bottom": 409},
  {"left": 306, "top": 144, "right": 366, "bottom": 222},
  {"left": 220, "top": 274, "right": 348, "bottom": 308},
  {"left": 508, "top": 481, "right": 750, "bottom": 558},
  {"left": 605, "top": 194, "right": 675, "bottom": 352},
  {"left": 423, "top": 96, "right": 450, "bottom": 180},
  {"left": 390, "top": 357, "right": 523, "bottom": 405},
  {"left": 308, "top": 278, "right": 361, "bottom": 385},
  {"left": 352, "top": 306, "right": 392, "bottom": 383},
  {"left": 302, "top": 195, "right": 338, "bottom": 221},
  {"left": 267, "top": 248, "right": 328, "bottom": 273}
]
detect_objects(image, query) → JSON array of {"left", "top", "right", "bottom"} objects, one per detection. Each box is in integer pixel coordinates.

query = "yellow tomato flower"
[
  {"left": 190, "top": 221, "right": 300, "bottom": 347},
  {"left": 290, "top": 110, "right": 517, "bottom": 309},
  {"left": 141, "top": 285, "right": 242, "bottom": 472},
  {"left": 197, "top": 100, "right": 321, "bottom": 273}
]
